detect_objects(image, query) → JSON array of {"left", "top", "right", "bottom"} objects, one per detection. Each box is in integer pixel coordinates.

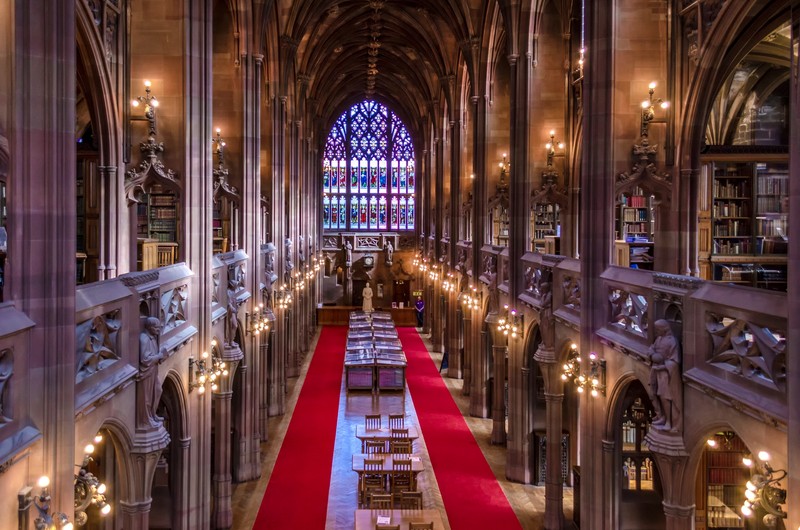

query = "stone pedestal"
[
  {"left": 123, "top": 425, "right": 170, "bottom": 530},
  {"left": 645, "top": 429, "right": 694, "bottom": 530},
  {"left": 212, "top": 345, "right": 242, "bottom": 529}
]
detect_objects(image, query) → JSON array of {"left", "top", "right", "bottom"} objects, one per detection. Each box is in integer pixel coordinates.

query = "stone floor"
[{"left": 231, "top": 328, "right": 574, "bottom": 530}]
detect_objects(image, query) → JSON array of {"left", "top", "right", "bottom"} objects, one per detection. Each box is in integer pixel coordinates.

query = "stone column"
[
  {"left": 645, "top": 430, "right": 693, "bottom": 530},
  {"left": 470, "top": 311, "right": 490, "bottom": 418},
  {"left": 461, "top": 303, "right": 472, "bottom": 396},
  {"left": 447, "top": 299, "right": 463, "bottom": 378},
  {"left": 539, "top": 359, "right": 565, "bottom": 529},
  {"left": 8, "top": 0, "right": 77, "bottom": 511},
  {"left": 266, "top": 312, "right": 284, "bottom": 416},
  {"left": 507, "top": 364, "right": 532, "bottom": 483},
  {"left": 98, "top": 165, "right": 119, "bottom": 279},
  {"left": 580, "top": 0, "right": 615, "bottom": 527},
  {"left": 212, "top": 346, "right": 241, "bottom": 529},
  {"left": 489, "top": 323, "right": 507, "bottom": 445},
  {"left": 124, "top": 425, "right": 170, "bottom": 530},
  {"left": 261, "top": 313, "right": 276, "bottom": 427}
]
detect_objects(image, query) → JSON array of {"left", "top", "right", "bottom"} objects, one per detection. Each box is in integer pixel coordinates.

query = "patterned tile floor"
[{"left": 231, "top": 328, "right": 573, "bottom": 530}]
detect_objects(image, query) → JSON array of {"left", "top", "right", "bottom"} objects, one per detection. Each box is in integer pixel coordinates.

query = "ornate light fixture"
[
  {"left": 130, "top": 80, "right": 160, "bottom": 138},
  {"left": 275, "top": 284, "right": 293, "bottom": 310},
  {"left": 428, "top": 264, "right": 440, "bottom": 282},
  {"left": 561, "top": 342, "right": 606, "bottom": 397},
  {"left": 188, "top": 340, "right": 228, "bottom": 394},
  {"left": 497, "top": 304, "right": 523, "bottom": 339},
  {"left": 245, "top": 303, "right": 270, "bottom": 336},
  {"left": 545, "top": 131, "right": 565, "bottom": 168},
  {"left": 741, "top": 450, "right": 787, "bottom": 527},
  {"left": 640, "top": 81, "right": 669, "bottom": 138},
  {"left": 498, "top": 153, "right": 510, "bottom": 182},
  {"left": 461, "top": 285, "right": 482, "bottom": 311},
  {"left": 25, "top": 476, "right": 73, "bottom": 530},
  {"left": 74, "top": 436, "right": 111, "bottom": 526},
  {"left": 442, "top": 272, "right": 456, "bottom": 293}
]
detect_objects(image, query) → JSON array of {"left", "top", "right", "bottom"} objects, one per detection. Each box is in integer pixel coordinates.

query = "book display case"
[
  {"left": 615, "top": 187, "right": 654, "bottom": 269},
  {"left": 703, "top": 157, "right": 788, "bottom": 290},
  {"left": 698, "top": 432, "right": 749, "bottom": 530},
  {"left": 531, "top": 203, "right": 560, "bottom": 253},
  {"left": 136, "top": 183, "right": 179, "bottom": 270}
]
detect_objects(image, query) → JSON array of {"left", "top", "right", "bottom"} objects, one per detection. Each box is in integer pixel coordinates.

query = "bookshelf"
[
  {"left": 616, "top": 188, "right": 654, "bottom": 269},
  {"left": 136, "top": 183, "right": 179, "bottom": 270},
  {"left": 706, "top": 158, "right": 788, "bottom": 291},
  {"left": 531, "top": 202, "right": 560, "bottom": 253},
  {"left": 212, "top": 200, "right": 227, "bottom": 254},
  {"left": 702, "top": 432, "right": 749, "bottom": 530}
]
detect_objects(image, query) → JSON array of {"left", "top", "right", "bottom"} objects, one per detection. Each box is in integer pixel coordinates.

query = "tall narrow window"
[{"left": 322, "top": 101, "right": 416, "bottom": 231}]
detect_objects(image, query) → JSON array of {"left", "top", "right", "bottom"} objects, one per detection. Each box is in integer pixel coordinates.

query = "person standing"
[{"left": 415, "top": 296, "right": 425, "bottom": 327}]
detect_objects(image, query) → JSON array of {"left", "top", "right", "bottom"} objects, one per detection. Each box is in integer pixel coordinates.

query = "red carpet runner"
[
  {"left": 253, "top": 326, "right": 347, "bottom": 529},
  {"left": 398, "top": 327, "right": 522, "bottom": 530}
]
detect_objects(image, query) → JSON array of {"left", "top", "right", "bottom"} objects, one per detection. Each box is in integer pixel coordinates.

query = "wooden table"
[
  {"left": 352, "top": 453, "right": 425, "bottom": 474},
  {"left": 356, "top": 425, "right": 419, "bottom": 451},
  {"left": 354, "top": 509, "right": 446, "bottom": 530}
]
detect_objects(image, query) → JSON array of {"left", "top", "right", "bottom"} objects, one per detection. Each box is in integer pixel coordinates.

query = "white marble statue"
[{"left": 362, "top": 283, "right": 374, "bottom": 312}]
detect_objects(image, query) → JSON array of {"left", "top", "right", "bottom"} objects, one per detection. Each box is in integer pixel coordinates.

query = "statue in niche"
[
  {"left": 138, "top": 317, "right": 165, "bottom": 429},
  {"left": 264, "top": 242, "right": 277, "bottom": 308},
  {"left": 0, "top": 349, "right": 12, "bottom": 423},
  {"left": 456, "top": 252, "right": 468, "bottom": 293},
  {"left": 485, "top": 256, "right": 500, "bottom": 314},
  {"left": 362, "top": 283, "right": 374, "bottom": 312},
  {"left": 384, "top": 240, "right": 393, "bottom": 266},
  {"left": 226, "top": 280, "right": 241, "bottom": 347},
  {"left": 646, "top": 319, "right": 682, "bottom": 432},
  {"left": 298, "top": 235, "right": 306, "bottom": 267},
  {"left": 76, "top": 314, "right": 121, "bottom": 382},
  {"left": 538, "top": 282, "right": 554, "bottom": 350},
  {"left": 344, "top": 240, "right": 353, "bottom": 267},
  {"left": 284, "top": 237, "right": 294, "bottom": 282}
]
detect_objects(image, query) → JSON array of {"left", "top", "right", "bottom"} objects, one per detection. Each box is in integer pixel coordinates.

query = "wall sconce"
[
  {"left": 24, "top": 476, "right": 74, "bottom": 530},
  {"left": 292, "top": 271, "right": 305, "bottom": 292},
  {"left": 561, "top": 342, "right": 606, "bottom": 397},
  {"left": 212, "top": 128, "right": 227, "bottom": 167},
  {"left": 497, "top": 304, "right": 523, "bottom": 339},
  {"left": 640, "top": 81, "right": 669, "bottom": 138},
  {"left": 130, "top": 80, "right": 160, "bottom": 138},
  {"left": 428, "top": 264, "right": 440, "bottom": 282},
  {"left": 74, "top": 436, "right": 111, "bottom": 526},
  {"left": 275, "top": 284, "right": 293, "bottom": 310},
  {"left": 442, "top": 273, "right": 456, "bottom": 293},
  {"left": 741, "top": 450, "right": 787, "bottom": 527},
  {"left": 245, "top": 303, "right": 270, "bottom": 336},
  {"left": 498, "top": 153, "right": 510, "bottom": 181},
  {"left": 545, "top": 131, "right": 565, "bottom": 168},
  {"left": 189, "top": 342, "right": 228, "bottom": 394},
  {"left": 462, "top": 285, "right": 482, "bottom": 311}
]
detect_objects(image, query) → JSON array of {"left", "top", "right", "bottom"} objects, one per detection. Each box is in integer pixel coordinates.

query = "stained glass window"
[{"left": 322, "top": 101, "right": 416, "bottom": 231}]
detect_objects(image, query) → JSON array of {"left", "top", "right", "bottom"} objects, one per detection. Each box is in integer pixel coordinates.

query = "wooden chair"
[
  {"left": 399, "top": 490, "right": 423, "bottom": 509},
  {"left": 361, "top": 458, "right": 386, "bottom": 506},
  {"left": 389, "top": 438, "right": 412, "bottom": 454},
  {"left": 375, "top": 525, "right": 400, "bottom": 530},
  {"left": 388, "top": 413, "right": 404, "bottom": 429},
  {"left": 365, "top": 414, "right": 382, "bottom": 430},
  {"left": 390, "top": 458, "right": 414, "bottom": 500},
  {"left": 368, "top": 493, "right": 393, "bottom": 510},
  {"left": 365, "top": 439, "right": 388, "bottom": 454},
  {"left": 409, "top": 523, "right": 434, "bottom": 530}
]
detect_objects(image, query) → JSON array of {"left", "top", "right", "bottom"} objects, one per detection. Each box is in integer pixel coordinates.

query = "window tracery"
[{"left": 323, "top": 101, "right": 415, "bottom": 231}]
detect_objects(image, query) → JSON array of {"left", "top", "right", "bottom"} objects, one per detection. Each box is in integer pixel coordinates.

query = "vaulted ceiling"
[{"left": 283, "top": 0, "right": 480, "bottom": 134}]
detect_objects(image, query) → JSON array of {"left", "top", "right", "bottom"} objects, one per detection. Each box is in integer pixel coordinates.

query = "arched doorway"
[
  {"left": 615, "top": 380, "right": 665, "bottom": 530},
  {"left": 150, "top": 375, "right": 187, "bottom": 530}
]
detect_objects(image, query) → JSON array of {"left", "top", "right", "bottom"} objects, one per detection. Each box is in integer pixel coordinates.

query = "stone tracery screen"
[{"left": 322, "top": 101, "right": 415, "bottom": 231}]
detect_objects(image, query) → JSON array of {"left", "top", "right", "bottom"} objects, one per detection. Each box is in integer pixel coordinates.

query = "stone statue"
[
  {"left": 264, "top": 242, "right": 277, "bottom": 308},
  {"left": 647, "top": 319, "right": 682, "bottom": 432},
  {"left": 362, "top": 283, "right": 374, "bottom": 312},
  {"left": 538, "top": 282, "right": 554, "bottom": 350},
  {"left": 0, "top": 349, "right": 12, "bottom": 423},
  {"left": 226, "top": 281, "right": 240, "bottom": 347},
  {"left": 298, "top": 235, "right": 306, "bottom": 267},
  {"left": 344, "top": 240, "right": 353, "bottom": 267},
  {"left": 138, "top": 317, "right": 165, "bottom": 429},
  {"left": 284, "top": 237, "right": 294, "bottom": 271},
  {"left": 384, "top": 240, "right": 393, "bottom": 265}
]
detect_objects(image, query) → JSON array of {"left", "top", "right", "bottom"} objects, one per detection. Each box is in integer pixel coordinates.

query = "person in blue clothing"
[{"left": 415, "top": 296, "right": 425, "bottom": 327}]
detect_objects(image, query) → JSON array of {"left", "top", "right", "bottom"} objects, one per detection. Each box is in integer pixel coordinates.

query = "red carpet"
[
  {"left": 398, "top": 328, "right": 522, "bottom": 530},
  {"left": 253, "top": 326, "right": 347, "bottom": 529}
]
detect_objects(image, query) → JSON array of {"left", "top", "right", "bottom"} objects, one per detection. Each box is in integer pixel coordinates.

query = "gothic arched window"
[{"left": 322, "top": 101, "right": 415, "bottom": 231}]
